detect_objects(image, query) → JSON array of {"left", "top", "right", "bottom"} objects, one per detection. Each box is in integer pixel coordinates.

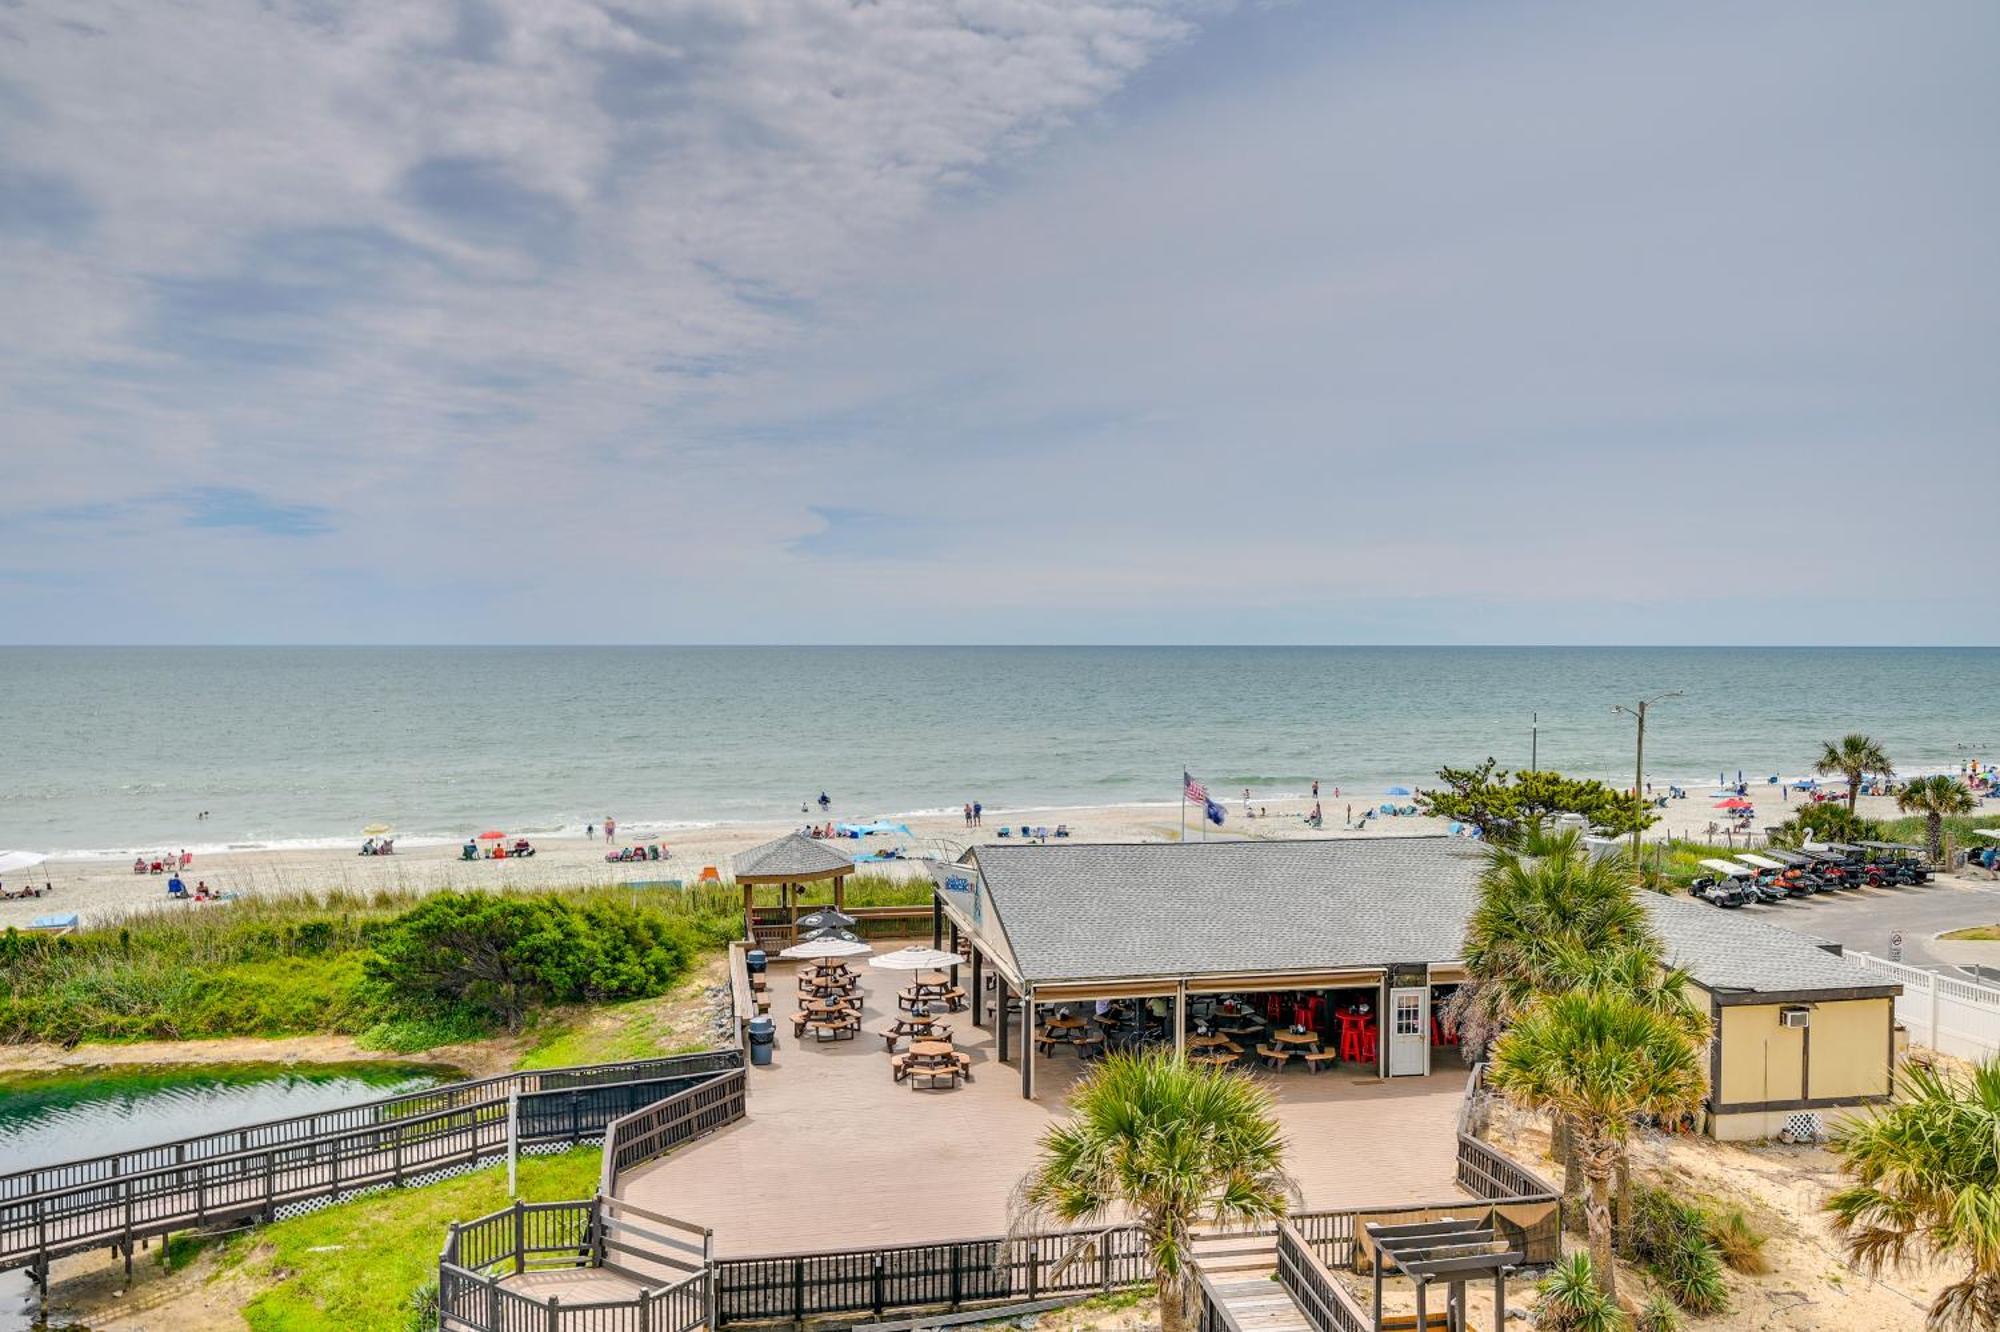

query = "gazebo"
[
  {"left": 733, "top": 834, "right": 855, "bottom": 949},
  {"left": 1363, "top": 1216, "right": 1521, "bottom": 1332}
]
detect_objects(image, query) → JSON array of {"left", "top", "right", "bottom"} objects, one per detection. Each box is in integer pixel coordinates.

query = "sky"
[{"left": 1, "top": 0, "right": 1995, "bottom": 645}]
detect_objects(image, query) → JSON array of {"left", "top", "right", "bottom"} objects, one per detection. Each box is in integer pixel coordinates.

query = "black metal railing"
[
  {"left": 1274, "top": 1221, "right": 1367, "bottom": 1332},
  {"left": 0, "top": 1052, "right": 741, "bottom": 1275}
]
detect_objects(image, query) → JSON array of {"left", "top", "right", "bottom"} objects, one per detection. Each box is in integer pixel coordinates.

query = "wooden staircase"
[{"left": 1192, "top": 1231, "right": 1312, "bottom": 1332}]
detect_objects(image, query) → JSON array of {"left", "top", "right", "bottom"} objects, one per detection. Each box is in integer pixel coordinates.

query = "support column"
[
  {"left": 1493, "top": 1269, "right": 1507, "bottom": 1330},
  {"left": 931, "top": 896, "right": 943, "bottom": 949},
  {"left": 970, "top": 947, "right": 983, "bottom": 1029},
  {"left": 997, "top": 975, "right": 1011, "bottom": 1064},
  {"left": 1174, "top": 980, "right": 1187, "bottom": 1059},
  {"left": 1413, "top": 1277, "right": 1427, "bottom": 1332},
  {"left": 949, "top": 923, "right": 961, "bottom": 988},
  {"left": 1022, "top": 995, "right": 1036, "bottom": 1100}
]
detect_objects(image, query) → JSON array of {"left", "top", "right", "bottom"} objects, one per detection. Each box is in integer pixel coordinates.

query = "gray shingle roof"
[
  {"left": 966, "top": 836, "right": 1898, "bottom": 999},
  {"left": 733, "top": 834, "right": 853, "bottom": 881},
  {"left": 969, "top": 838, "right": 1486, "bottom": 983},
  {"left": 1641, "top": 892, "right": 1891, "bottom": 995}
]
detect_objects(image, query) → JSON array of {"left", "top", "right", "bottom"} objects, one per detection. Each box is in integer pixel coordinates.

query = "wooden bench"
[
  {"left": 1256, "top": 1044, "right": 1292, "bottom": 1070},
  {"left": 1301, "top": 1050, "right": 1338, "bottom": 1074}
]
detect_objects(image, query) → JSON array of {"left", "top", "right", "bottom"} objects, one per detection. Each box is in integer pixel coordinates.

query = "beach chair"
[
  {"left": 698, "top": 865, "right": 720, "bottom": 883},
  {"left": 997, "top": 826, "right": 1012, "bottom": 838}
]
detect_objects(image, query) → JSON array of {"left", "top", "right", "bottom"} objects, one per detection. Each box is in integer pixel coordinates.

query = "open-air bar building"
[{"left": 926, "top": 836, "right": 1901, "bottom": 1138}]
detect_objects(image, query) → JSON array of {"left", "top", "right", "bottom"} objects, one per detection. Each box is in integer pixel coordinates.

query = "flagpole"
[{"left": 1180, "top": 768, "right": 1187, "bottom": 844}]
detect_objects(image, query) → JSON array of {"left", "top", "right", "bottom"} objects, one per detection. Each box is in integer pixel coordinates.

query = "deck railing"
[
  {"left": 0, "top": 1052, "right": 741, "bottom": 1276},
  {"left": 0, "top": 1052, "right": 739, "bottom": 1204},
  {"left": 1455, "top": 1065, "right": 1560, "bottom": 1202},
  {"left": 600, "top": 1070, "right": 749, "bottom": 1196},
  {"left": 1274, "top": 1221, "right": 1368, "bottom": 1332},
  {"left": 711, "top": 1224, "right": 1152, "bottom": 1325},
  {"left": 439, "top": 1196, "right": 713, "bottom": 1332}
]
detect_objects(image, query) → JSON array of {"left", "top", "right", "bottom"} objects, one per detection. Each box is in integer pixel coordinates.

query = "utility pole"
[
  {"left": 1613, "top": 692, "right": 1683, "bottom": 867},
  {"left": 1530, "top": 713, "right": 1538, "bottom": 772}
]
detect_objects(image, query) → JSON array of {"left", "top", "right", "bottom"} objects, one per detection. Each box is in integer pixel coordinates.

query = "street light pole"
[{"left": 1613, "top": 691, "right": 1683, "bottom": 866}]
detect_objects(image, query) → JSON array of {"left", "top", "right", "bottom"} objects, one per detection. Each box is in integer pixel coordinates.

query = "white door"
[{"left": 1389, "top": 987, "right": 1428, "bottom": 1076}]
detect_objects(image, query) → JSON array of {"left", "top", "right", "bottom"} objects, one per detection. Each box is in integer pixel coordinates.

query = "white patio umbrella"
[
  {"left": 0, "top": 851, "right": 48, "bottom": 875},
  {"left": 779, "top": 936, "right": 873, "bottom": 960},
  {"left": 1975, "top": 829, "right": 2000, "bottom": 841},
  {"left": 867, "top": 946, "right": 964, "bottom": 973}
]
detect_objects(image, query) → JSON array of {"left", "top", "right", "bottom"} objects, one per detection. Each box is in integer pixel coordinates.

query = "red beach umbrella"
[
  {"left": 477, "top": 829, "right": 507, "bottom": 840},
  {"left": 1714, "top": 798, "right": 1752, "bottom": 810}
]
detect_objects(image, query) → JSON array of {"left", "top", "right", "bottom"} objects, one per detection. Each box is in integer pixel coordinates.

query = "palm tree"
[
  {"left": 1488, "top": 987, "right": 1708, "bottom": 1305},
  {"left": 1828, "top": 1059, "right": 2000, "bottom": 1331},
  {"left": 1015, "top": 1050, "right": 1295, "bottom": 1332},
  {"left": 1459, "top": 829, "right": 1656, "bottom": 1051},
  {"left": 1816, "top": 733, "right": 1892, "bottom": 814},
  {"left": 1897, "top": 774, "right": 1978, "bottom": 865}
]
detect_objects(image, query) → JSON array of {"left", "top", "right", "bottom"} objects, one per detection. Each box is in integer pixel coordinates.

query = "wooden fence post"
[{"left": 515, "top": 1200, "right": 527, "bottom": 1276}]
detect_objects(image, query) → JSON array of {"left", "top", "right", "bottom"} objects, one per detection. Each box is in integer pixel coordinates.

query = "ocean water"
[{"left": 0, "top": 646, "right": 1994, "bottom": 855}]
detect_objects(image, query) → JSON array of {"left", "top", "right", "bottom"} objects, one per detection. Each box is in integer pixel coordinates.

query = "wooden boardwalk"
[
  {"left": 1196, "top": 1232, "right": 1311, "bottom": 1332},
  {"left": 620, "top": 959, "right": 1471, "bottom": 1256}
]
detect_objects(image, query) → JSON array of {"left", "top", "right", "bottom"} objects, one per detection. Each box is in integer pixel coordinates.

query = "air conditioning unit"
[{"left": 1779, "top": 1006, "right": 1811, "bottom": 1028}]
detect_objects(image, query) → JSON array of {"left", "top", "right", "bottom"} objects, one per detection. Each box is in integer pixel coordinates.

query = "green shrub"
[
  {"left": 1533, "top": 1253, "right": 1626, "bottom": 1331},
  {"left": 1633, "top": 1290, "right": 1682, "bottom": 1332},
  {"left": 1626, "top": 1186, "right": 1728, "bottom": 1315},
  {"left": 400, "top": 1276, "right": 439, "bottom": 1332},
  {"left": 1770, "top": 803, "right": 1881, "bottom": 848}
]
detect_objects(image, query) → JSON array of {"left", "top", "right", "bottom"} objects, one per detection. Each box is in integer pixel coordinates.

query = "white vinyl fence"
[{"left": 1848, "top": 951, "right": 2000, "bottom": 1062}]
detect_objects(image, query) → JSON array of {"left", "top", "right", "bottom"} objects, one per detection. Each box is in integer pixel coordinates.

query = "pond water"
[{"left": 0, "top": 1060, "right": 460, "bottom": 1329}]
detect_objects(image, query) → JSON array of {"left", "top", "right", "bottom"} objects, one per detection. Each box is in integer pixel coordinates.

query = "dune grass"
[{"left": 0, "top": 874, "right": 929, "bottom": 1049}]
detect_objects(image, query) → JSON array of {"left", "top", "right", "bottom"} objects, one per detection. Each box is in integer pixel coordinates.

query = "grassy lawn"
[
  {"left": 200, "top": 1147, "right": 602, "bottom": 1332},
  {"left": 516, "top": 993, "right": 709, "bottom": 1070},
  {"left": 1940, "top": 925, "right": 2000, "bottom": 942}
]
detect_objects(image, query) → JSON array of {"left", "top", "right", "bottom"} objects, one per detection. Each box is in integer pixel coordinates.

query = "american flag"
[{"left": 1183, "top": 770, "right": 1209, "bottom": 804}]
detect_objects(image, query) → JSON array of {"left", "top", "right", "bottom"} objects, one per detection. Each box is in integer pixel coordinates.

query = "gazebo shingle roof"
[{"left": 732, "top": 833, "right": 854, "bottom": 882}]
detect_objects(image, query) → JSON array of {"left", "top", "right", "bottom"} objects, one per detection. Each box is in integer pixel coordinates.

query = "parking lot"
[{"left": 1719, "top": 870, "right": 2000, "bottom": 970}]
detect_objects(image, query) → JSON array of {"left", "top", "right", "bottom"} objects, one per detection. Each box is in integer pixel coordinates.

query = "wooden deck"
[{"left": 620, "top": 957, "right": 1471, "bottom": 1257}]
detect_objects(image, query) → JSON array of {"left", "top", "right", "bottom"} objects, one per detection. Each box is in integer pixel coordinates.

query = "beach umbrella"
[
  {"left": 0, "top": 850, "right": 47, "bottom": 875},
  {"left": 801, "top": 925, "right": 864, "bottom": 943},
  {"left": 477, "top": 830, "right": 506, "bottom": 840},
  {"left": 1715, "top": 798, "right": 1753, "bottom": 810},
  {"left": 779, "top": 936, "right": 873, "bottom": 960},
  {"left": 1386, "top": 786, "right": 1413, "bottom": 796},
  {"left": 868, "top": 946, "right": 964, "bottom": 973},
  {"left": 362, "top": 824, "right": 393, "bottom": 836},
  {"left": 796, "top": 908, "right": 857, "bottom": 933}
]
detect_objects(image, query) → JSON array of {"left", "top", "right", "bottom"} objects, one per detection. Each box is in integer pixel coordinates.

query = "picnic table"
[
  {"left": 898, "top": 1038, "right": 968, "bottom": 1089},
  {"left": 1187, "top": 1032, "right": 1240, "bottom": 1052},
  {"left": 882, "top": 1015, "right": 949, "bottom": 1051},
  {"left": 1272, "top": 1028, "right": 1321, "bottom": 1050},
  {"left": 1044, "top": 1013, "right": 1087, "bottom": 1034}
]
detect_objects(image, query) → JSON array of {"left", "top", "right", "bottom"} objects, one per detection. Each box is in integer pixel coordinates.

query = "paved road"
[{"left": 1716, "top": 872, "right": 2000, "bottom": 972}]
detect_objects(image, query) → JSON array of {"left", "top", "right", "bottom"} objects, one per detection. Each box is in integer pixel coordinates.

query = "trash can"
[
  {"left": 746, "top": 949, "right": 767, "bottom": 977},
  {"left": 747, "top": 1015, "right": 775, "bottom": 1066}
]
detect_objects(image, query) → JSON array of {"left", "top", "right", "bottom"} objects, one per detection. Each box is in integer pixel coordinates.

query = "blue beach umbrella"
[{"left": 1386, "top": 785, "right": 1413, "bottom": 796}]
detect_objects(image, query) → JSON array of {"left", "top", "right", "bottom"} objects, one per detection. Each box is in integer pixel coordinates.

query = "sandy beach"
[{"left": 0, "top": 789, "right": 1919, "bottom": 930}]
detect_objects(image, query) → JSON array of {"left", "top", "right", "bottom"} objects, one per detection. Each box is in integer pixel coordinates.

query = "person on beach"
[
  {"left": 587, "top": 822, "right": 595, "bottom": 839},
  {"left": 604, "top": 816, "right": 615, "bottom": 843},
  {"left": 973, "top": 801, "right": 981, "bottom": 827},
  {"left": 963, "top": 803, "right": 972, "bottom": 828},
  {"left": 1312, "top": 779, "right": 1319, "bottom": 799}
]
